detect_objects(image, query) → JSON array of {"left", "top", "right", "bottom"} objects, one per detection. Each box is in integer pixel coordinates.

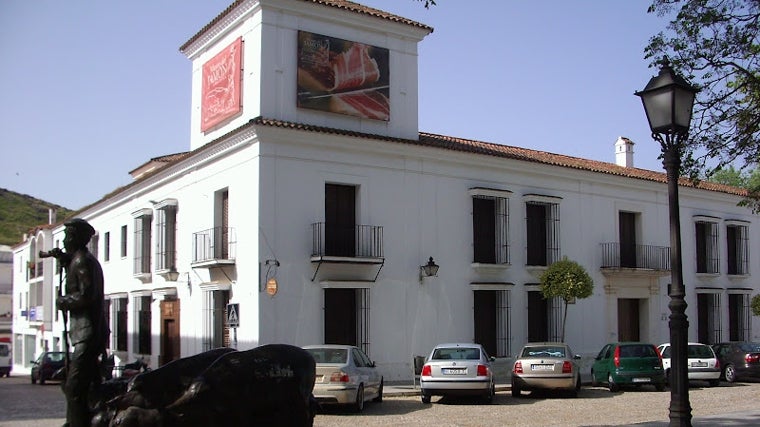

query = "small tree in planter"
[
  {"left": 540, "top": 257, "right": 594, "bottom": 342},
  {"left": 751, "top": 294, "right": 760, "bottom": 317}
]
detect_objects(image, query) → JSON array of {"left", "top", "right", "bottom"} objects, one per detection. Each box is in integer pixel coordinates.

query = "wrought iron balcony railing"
[
  {"left": 600, "top": 242, "right": 670, "bottom": 271},
  {"left": 192, "top": 227, "right": 236, "bottom": 264},
  {"left": 311, "top": 223, "right": 384, "bottom": 260}
]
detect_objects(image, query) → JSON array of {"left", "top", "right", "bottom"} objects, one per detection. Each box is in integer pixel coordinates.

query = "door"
[
  {"left": 324, "top": 288, "right": 357, "bottom": 346},
  {"left": 473, "top": 290, "right": 497, "bottom": 356},
  {"left": 528, "top": 290, "right": 548, "bottom": 342},
  {"left": 325, "top": 184, "right": 356, "bottom": 257},
  {"left": 619, "top": 212, "right": 637, "bottom": 268},
  {"left": 160, "top": 299, "right": 180, "bottom": 366},
  {"left": 617, "top": 299, "right": 640, "bottom": 342}
]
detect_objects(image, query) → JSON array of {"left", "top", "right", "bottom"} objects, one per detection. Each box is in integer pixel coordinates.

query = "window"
[
  {"left": 525, "top": 195, "right": 561, "bottom": 266},
  {"left": 473, "top": 287, "right": 511, "bottom": 357},
  {"left": 104, "top": 232, "right": 110, "bottom": 262},
  {"left": 132, "top": 209, "right": 152, "bottom": 275},
  {"left": 695, "top": 217, "right": 719, "bottom": 274},
  {"left": 133, "top": 295, "right": 151, "bottom": 355},
  {"left": 202, "top": 289, "right": 230, "bottom": 351},
  {"left": 112, "top": 297, "right": 128, "bottom": 352},
  {"left": 469, "top": 188, "right": 510, "bottom": 264},
  {"left": 728, "top": 292, "right": 751, "bottom": 341},
  {"left": 696, "top": 292, "right": 721, "bottom": 344},
  {"left": 527, "top": 288, "right": 561, "bottom": 342},
  {"left": 324, "top": 287, "right": 371, "bottom": 356},
  {"left": 726, "top": 221, "right": 749, "bottom": 275},
  {"left": 155, "top": 200, "right": 178, "bottom": 272},
  {"left": 120, "top": 225, "right": 128, "bottom": 258},
  {"left": 88, "top": 233, "right": 99, "bottom": 261}
]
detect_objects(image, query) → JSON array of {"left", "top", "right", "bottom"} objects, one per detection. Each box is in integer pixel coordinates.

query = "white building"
[{"left": 11, "top": 0, "right": 759, "bottom": 381}]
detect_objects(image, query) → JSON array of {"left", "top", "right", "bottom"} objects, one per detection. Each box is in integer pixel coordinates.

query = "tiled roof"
[
  {"left": 180, "top": 0, "right": 433, "bottom": 52},
  {"left": 250, "top": 116, "right": 748, "bottom": 197}
]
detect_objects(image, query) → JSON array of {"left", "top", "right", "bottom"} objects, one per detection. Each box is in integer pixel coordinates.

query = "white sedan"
[
  {"left": 303, "top": 345, "right": 383, "bottom": 412},
  {"left": 419, "top": 343, "right": 495, "bottom": 404},
  {"left": 657, "top": 342, "right": 721, "bottom": 387}
]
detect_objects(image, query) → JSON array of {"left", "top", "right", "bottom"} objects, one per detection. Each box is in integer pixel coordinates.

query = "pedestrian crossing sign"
[{"left": 227, "top": 303, "right": 240, "bottom": 328}]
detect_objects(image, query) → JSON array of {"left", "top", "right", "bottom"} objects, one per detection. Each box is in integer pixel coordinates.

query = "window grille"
[
  {"left": 473, "top": 195, "right": 509, "bottom": 264},
  {"left": 695, "top": 221, "right": 719, "bottom": 273},
  {"left": 357, "top": 288, "right": 371, "bottom": 356},
  {"left": 726, "top": 224, "right": 749, "bottom": 275},
  {"left": 133, "top": 213, "right": 152, "bottom": 275}
]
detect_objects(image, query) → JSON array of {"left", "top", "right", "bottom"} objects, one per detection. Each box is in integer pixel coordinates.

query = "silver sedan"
[
  {"left": 419, "top": 343, "right": 495, "bottom": 404},
  {"left": 511, "top": 342, "right": 582, "bottom": 397},
  {"left": 303, "top": 345, "right": 383, "bottom": 412}
]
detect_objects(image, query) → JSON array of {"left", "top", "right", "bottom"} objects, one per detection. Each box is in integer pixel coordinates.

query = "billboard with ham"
[
  {"left": 297, "top": 31, "right": 390, "bottom": 121},
  {"left": 201, "top": 37, "right": 243, "bottom": 132}
]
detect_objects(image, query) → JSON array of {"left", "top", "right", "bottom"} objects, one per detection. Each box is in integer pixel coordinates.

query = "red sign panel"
[{"left": 201, "top": 37, "right": 243, "bottom": 132}]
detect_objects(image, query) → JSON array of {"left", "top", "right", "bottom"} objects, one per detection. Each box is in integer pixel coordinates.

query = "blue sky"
[{"left": 0, "top": 0, "right": 670, "bottom": 210}]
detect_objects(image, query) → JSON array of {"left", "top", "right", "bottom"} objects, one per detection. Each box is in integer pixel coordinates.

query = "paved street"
[{"left": 1, "top": 375, "right": 759, "bottom": 426}]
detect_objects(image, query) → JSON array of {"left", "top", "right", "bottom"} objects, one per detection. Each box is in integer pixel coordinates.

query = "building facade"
[{"left": 11, "top": 0, "right": 759, "bottom": 380}]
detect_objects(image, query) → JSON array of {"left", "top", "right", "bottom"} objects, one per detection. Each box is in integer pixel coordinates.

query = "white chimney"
[
  {"left": 615, "top": 136, "right": 634, "bottom": 167},
  {"left": 48, "top": 208, "right": 56, "bottom": 225}
]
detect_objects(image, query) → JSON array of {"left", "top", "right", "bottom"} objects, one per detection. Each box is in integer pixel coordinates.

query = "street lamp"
[{"left": 635, "top": 58, "right": 698, "bottom": 427}]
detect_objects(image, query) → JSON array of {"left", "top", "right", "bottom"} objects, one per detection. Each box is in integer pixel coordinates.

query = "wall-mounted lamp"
[
  {"left": 162, "top": 266, "right": 180, "bottom": 282},
  {"left": 419, "top": 257, "right": 439, "bottom": 282}
]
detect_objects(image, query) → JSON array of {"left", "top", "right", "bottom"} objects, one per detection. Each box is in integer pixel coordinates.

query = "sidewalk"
[{"left": 384, "top": 381, "right": 760, "bottom": 426}]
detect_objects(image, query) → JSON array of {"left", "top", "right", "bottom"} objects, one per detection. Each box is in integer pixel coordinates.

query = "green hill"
[{"left": 0, "top": 188, "right": 74, "bottom": 246}]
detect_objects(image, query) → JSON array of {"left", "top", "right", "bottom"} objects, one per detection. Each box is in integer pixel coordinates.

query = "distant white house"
[{"left": 11, "top": 0, "right": 759, "bottom": 381}]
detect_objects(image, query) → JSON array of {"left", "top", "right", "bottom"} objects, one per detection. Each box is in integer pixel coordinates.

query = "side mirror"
[
  {"left": 370, "top": 361, "right": 376, "bottom": 368},
  {"left": 574, "top": 354, "right": 582, "bottom": 360},
  {"left": 490, "top": 356, "right": 496, "bottom": 362}
]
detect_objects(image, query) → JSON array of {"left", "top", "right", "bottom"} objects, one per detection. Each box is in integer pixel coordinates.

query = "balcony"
[
  {"left": 192, "top": 227, "right": 237, "bottom": 267},
  {"left": 600, "top": 242, "right": 670, "bottom": 276},
  {"left": 311, "top": 223, "right": 384, "bottom": 281}
]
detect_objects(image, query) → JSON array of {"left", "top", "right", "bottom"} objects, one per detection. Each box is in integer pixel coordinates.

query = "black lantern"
[
  {"left": 420, "top": 257, "right": 439, "bottom": 280},
  {"left": 636, "top": 58, "right": 697, "bottom": 427}
]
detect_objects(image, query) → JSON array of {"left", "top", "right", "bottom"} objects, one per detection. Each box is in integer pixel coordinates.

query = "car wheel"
[
  {"left": 421, "top": 391, "right": 431, "bottom": 404},
  {"left": 484, "top": 383, "right": 495, "bottom": 403},
  {"left": 373, "top": 379, "right": 383, "bottom": 403},
  {"left": 607, "top": 374, "right": 619, "bottom": 392},
  {"left": 511, "top": 381, "right": 522, "bottom": 397},
  {"left": 590, "top": 370, "right": 599, "bottom": 387},
  {"left": 39, "top": 374, "right": 46, "bottom": 385},
  {"left": 664, "top": 369, "right": 671, "bottom": 387},
  {"left": 655, "top": 382, "right": 665, "bottom": 392},
  {"left": 724, "top": 364, "right": 737, "bottom": 383},
  {"left": 708, "top": 379, "right": 720, "bottom": 387},
  {"left": 31, "top": 373, "right": 36, "bottom": 384},
  {"left": 568, "top": 376, "right": 580, "bottom": 397},
  {"left": 352, "top": 385, "right": 364, "bottom": 412}
]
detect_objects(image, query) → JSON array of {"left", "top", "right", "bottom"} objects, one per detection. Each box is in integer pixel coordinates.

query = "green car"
[{"left": 590, "top": 342, "right": 665, "bottom": 392}]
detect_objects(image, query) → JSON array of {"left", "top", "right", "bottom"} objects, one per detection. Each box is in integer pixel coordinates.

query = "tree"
[
  {"left": 645, "top": 1, "right": 760, "bottom": 203},
  {"left": 539, "top": 257, "right": 594, "bottom": 342},
  {"left": 751, "top": 294, "right": 760, "bottom": 317}
]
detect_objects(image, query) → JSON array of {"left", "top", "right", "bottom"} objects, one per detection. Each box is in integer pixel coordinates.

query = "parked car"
[
  {"left": 590, "top": 342, "right": 665, "bottom": 392},
  {"left": 657, "top": 342, "right": 720, "bottom": 387},
  {"left": 419, "top": 343, "right": 495, "bottom": 404},
  {"left": 511, "top": 342, "right": 582, "bottom": 397},
  {"left": 711, "top": 342, "right": 760, "bottom": 383},
  {"left": 0, "top": 342, "right": 11, "bottom": 377},
  {"left": 31, "top": 351, "right": 67, "bottom": 385},
  {"left": 302, "top": 345, "right": 383, "bottom": 412}
]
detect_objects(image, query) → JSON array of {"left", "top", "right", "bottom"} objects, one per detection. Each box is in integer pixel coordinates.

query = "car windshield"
[
  {"left": 687, "top": 344, "right": 714, "bottom": 358},
  {"left": 522, "top": 346, "right": 566, "bottom": 358},
  {"left": 620, "top": 345, "right": 657, "bottom": 358},
  {"left": 305, "top": 348, "right": 348, "bottom": 364},
  {"left": 739, "top": 343, "right": 760, "bottom": 353},
  {"left": 46, "top": 353, "right": 65, "bottom": 363},
  {"left": 432, "top": 347, "right": 481, "bottom": 360}
]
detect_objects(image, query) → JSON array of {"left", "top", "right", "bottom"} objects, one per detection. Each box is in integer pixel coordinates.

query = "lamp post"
[{"left": 635, "top": 58, "right": 698, "bottom": 427}]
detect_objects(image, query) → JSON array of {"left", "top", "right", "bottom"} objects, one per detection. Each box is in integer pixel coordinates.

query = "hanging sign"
[
  {"left": 266, "top": 278, "right": 278, "bottom": 297},
  {"left": 227, "top": 303, "right": 240, "bottom": 328}
]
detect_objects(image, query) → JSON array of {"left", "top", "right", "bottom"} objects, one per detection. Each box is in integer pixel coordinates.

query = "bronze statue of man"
[{"left": 49, "top": 218, "right": 106, "bottom": 427}]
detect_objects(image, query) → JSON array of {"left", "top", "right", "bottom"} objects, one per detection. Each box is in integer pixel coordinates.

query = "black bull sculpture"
[{"left": 92, "top": 344, "right": 317, "bottom": 427}]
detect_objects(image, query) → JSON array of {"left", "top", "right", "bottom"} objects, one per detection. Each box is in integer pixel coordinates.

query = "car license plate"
[
  {"left": 531, "top": 364, "right": 553, "bottom": 371},
  {"left": 442, "top": 368, "right": 467, "bottom": 375},
  {"left": 632, "top": 378, "right": 651, "bottom": 383},
  {"left": 691, "top": 362, "right": 707, "bottom": 367}
]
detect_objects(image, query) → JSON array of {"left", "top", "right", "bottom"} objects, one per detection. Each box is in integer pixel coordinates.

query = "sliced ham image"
[
  {"left": 330, "top": 90, "right": 390, "bottom": 121},
  {"left": 330, "top": 43, "right": 380, "bottom": 92}
]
